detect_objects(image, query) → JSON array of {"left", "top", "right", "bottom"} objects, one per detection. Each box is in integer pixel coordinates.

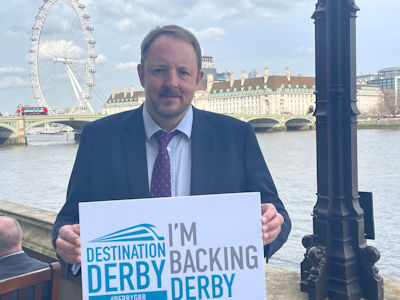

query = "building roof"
[
  {"left": 106, "top": 90, "right": 145, "bottom": 103},
  {"left": 209, "top": 75, "right": 315, "bottom": 92},
  {"left": 378, "top": 66, "right": 400, "bottom": 73}
]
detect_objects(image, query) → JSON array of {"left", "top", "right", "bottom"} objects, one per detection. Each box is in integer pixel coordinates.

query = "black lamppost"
[{"left": 300, "top": 1, "right": 384, "bottom": 299}]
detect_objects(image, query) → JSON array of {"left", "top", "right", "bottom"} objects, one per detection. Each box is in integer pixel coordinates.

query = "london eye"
[{"left": 29, "top": 0, "right": 96, "bottom": 114}]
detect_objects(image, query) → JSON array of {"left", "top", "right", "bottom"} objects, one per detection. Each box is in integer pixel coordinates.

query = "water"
[
  {"left": 0, "top": 130, "right": 399, "bottom": 278},
  {"left": 0, "top": 134, "right": 77, "bottom": 212},
  {"left": 258, "top": 129, "right": 400, "bottom": 279}
]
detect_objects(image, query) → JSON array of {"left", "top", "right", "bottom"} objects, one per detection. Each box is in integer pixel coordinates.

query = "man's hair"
[
  {"left": 140, "top": 24, "right": 202, "bottom": 72},
  {"left": 0, "top": 216, "right": 22, "bottom": 253}
]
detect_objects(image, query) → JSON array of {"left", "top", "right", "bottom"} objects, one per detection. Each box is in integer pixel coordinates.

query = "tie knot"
[{"left": 155, "top": 130, "right": 178, "bottom": 148}]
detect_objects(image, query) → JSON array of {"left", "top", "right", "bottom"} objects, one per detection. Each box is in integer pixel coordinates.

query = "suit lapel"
[
  {"left": 191, "top": 108, "right": 216, "bottom": 195},
  {"left": 121, "top": 106, "right": 150, "bottom": 199}
]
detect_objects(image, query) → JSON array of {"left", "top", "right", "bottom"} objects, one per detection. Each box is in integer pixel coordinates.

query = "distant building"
[
  {"left": 102, "top": 86, "right": 144, "bottom": 115},
  {"left": 194, "top": 67, "right": 315, "bottom": 115},
  {"left": 195, "top": 67, "right": 382, "bottom": 116},
  {"left": 103, "top": 68, "right": 383, "bottom": 116},
  {"left": 367, "top": 67, "right": 400, "bottom": 90},
  {"left": 356, "top": 84, "right": 384, "bottom": 115},
  {"left": 214, "top": 71, "right": 231, "bottom": 81},
  {"left": 201, "top": 55, "right": 231, "bottom": 82},
  {"left": 201, "top": 56, "right": 216, "bottom": 79},
  {"left": 357, "top": 73, "right": 377, "bottom": 85},
  {"left": 201, "top": 56, "right": 215, "bottom": 69},
  {"left": 248, "top": 69, "right": 258, "bottom": 79}
]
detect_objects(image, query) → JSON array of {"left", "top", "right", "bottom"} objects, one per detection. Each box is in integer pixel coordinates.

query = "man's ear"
[
  {"left": 137, "top": 63, "right": 145, "bottom": 88},
  {"left": 196, "top": 69, "right": 204, "bottom": 85}
]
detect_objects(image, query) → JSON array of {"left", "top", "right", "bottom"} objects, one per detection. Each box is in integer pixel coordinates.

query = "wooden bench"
[{"left": 0, "top": 262, "right": 60, "bottom": 300}]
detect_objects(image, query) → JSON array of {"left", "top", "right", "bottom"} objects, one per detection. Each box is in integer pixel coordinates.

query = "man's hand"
[
  {"left": 261, "top": 203, "right": 284, "bottom": 246},
  {"left": 56, "top": 224, "right": 81, "bottom": 264}
]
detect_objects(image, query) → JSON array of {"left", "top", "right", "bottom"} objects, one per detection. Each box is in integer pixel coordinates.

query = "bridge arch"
[
  {"left": 0, "top": 122, "right": 17, "bottom": 135},
  {"left": 248, "top": 117, "right": 282, "bottom": 132},
  {"left": 0, "top": 124, "right": 17, "bottom": 144},
  {"left": 285, "top": 117, "right": 314, "bottom": 131},
  {"left": 24, "top": 115, "right": 101, "bottom": 141},
  {"left": 25, "top": 119, "right": 91, "bottom": 132}
]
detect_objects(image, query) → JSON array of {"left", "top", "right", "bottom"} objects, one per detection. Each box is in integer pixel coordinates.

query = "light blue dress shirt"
[
  {"left": 143, "top": 105, "right": 192, "bottom": 197},
  {"left": 71, "top": 105, "right": 194, "bottom": 274}
]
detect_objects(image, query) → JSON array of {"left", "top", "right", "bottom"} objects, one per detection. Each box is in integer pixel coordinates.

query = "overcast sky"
[{"left": 0, "top": 0, "right": 399, "bottom": 114}]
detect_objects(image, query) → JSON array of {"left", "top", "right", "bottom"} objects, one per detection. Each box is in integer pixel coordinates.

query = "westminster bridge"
[{"left": 0, "top": 113, "right": 315, "bottom": 145}]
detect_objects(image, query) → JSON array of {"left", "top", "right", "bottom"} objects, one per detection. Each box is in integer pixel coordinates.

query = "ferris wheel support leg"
[
  {"left": 65, "top": 64, "right": 83, "bottom": 104},
  {"left": 86, "top": 101, "right": 95, "bottom": 114},
  {"left": 65, "top": 64, "right": 94, "bottom": 114}
]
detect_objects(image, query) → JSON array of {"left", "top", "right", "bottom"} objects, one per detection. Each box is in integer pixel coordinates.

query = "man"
[
  {"left": 0, "top": 216, "right": 48, "bottom": 280},
  {"left": 53, "top": 25, "right": 291, "bottom": 267}
]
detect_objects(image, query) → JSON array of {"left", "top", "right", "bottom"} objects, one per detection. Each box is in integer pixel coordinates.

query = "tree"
[{"left": 378, "top": 89, "right": 398, "bottom": 116}]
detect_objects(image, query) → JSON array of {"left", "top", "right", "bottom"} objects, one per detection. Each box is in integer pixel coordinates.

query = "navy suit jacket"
[
  {"left": 0, "top": 252, "right": 48, "bottom": 280},
  {"left": 53, "top": 105, "right": 290, "bottom": 260}
]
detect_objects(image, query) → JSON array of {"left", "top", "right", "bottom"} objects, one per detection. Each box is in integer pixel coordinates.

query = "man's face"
[{"left": 138, "top": 34, "right": 203, "bottom": 128}]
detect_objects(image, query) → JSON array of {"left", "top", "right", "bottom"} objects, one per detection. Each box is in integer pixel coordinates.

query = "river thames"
[{"left": 0, "top": 128, "right": 399, "bottom": 278}]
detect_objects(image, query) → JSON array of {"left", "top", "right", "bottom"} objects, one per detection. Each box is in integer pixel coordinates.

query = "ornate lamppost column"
[{"left": 300, "top": 1, "right": 384, "bottom": 299}]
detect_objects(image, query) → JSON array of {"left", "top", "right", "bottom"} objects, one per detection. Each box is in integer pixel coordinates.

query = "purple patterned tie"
[{"left": 150, "top": 130, "right": 178, "bottom": 197}]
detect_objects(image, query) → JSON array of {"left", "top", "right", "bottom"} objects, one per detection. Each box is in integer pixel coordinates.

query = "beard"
[{"left": 147, "top": 87, "right": 191, "bottom": 119}]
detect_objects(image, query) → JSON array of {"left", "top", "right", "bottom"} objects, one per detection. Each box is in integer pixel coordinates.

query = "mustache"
[{"left": 159, "top": 88, "right": 181, "bottom": 97}]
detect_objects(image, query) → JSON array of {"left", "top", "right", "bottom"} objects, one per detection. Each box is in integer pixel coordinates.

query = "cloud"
[
  {"left": 0, "top": 66, "right": 25, "bottom": 74},
  {"left": 39, "top": 40, "right": 84, "bottom": 60},
  {"left": 214, "top": 7, "right": 240, "bottom": 20},
  {"left": 96, "top": 54, "right": 108, "bottom": 63},
  {"left": 115, "top": 61, "right": 138, "bottom": 71},
  {"left": 0, "top": 76, "right": 30, "bottom": 88},
  {"left": 84, "top": 0, "right": 169, "bottom": 32},
  {"left": 5, "top": 22, "right": 30, "bottom": 37},
  {"left": 6, "top": 30, "right": 23, "bottom": 38},
  {"left": 120, "top": 44, "right": 132, "bottom": 51},
  {"left": 53, "top": 0, "right": 312, "bottom": 35},
  {"left": 115, "top": 18, "right": 135, "bottom": 32},
  {"left": 296, "top": 45, "right": 314, "bottom": 54},
  {"left": 189, "top": 0, "right": 310, "bottom": 22},
  {"left": 195, "top": 27, "right": 225, "bottom": 40}
]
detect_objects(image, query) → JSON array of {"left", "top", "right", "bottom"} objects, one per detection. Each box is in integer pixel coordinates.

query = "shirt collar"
[{"left": 143, "top": 104, "right": 193, "bottom": 140}]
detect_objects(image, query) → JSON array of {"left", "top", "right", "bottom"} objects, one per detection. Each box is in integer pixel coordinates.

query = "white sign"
[{"left": 79, "top": 192, "right": 267, "bottom": 300}]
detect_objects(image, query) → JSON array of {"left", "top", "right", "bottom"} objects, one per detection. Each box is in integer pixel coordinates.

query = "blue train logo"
[{"left": 90, "top": 223, "right": 165, "bottom": 243}]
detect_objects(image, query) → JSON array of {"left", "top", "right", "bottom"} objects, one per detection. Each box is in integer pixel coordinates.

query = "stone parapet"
[
  {"left": 0, "top": 200, "right": 82, "bottom": 300},
  {"left": 1, "top": 200, "right": 399, "bottom": 299},
  {"left": 0, "top": 200, "right": 56, "bottom": 259}
]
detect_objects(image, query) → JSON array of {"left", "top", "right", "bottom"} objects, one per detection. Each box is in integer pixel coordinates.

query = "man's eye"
[
  {"left": 153, "top": 69, "right": 164, "bottom": 74},
  {"left": 179, "top": 70, "right": 190, "bottom": 76}
]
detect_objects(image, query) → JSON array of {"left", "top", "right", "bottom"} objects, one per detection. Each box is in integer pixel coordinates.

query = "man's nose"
[{"left": 165, "top": 69, "right": 179, "bottom": 88}]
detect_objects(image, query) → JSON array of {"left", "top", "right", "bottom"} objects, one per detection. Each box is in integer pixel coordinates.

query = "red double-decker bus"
[{"left": 17, "top": 106, "right": 48, "bottom": 116}]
